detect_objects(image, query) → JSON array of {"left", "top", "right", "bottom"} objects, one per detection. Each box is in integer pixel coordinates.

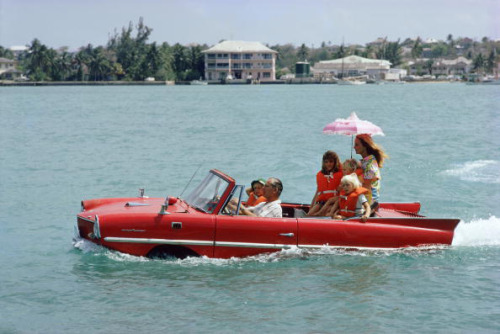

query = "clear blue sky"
[{"left": 1, "top": 0, "right": 499, "bottom": 50}]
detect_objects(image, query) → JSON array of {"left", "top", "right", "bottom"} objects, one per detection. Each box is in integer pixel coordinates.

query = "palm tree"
[
  {"left": 27, "top": 38, "right": 52, "bottom": 80},
  {"left": 377, "top": 40, "right": 402, "bottom": 66},
  {"left": 74, "top": 49, "right": 90, "bottom": 81},
  {"left": 58, "top": 52, "right": 73, "bottom": 80},
  {"left": 171, "top": 43, "right": 188, "bottom": 80},
  {"left": 140, "top": 42, "right": 163, "bottom": 79},
  {"left": 88, "top": 47, "right": 111, "bottom": 81}
]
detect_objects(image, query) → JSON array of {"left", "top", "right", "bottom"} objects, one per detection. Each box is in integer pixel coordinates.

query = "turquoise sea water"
[{"left": 1, "top": 83, "right": 500, "bottom": 333}]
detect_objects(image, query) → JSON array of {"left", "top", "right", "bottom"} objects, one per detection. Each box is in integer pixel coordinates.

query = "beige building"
[
  {"left": 408, "top": 57, "right": 473, "bottom": 76},
  {"left": 313, "top": 55, "right": 391, "bottom": 80},
  {"left": 202, "top": 41, "right": 278, "bottom": 81},
  {"left": 0, "top": 57, "right": 16, "bottom": 75},
  {"left": 0, "top": 57, "right": 21, "bottom": 80}
]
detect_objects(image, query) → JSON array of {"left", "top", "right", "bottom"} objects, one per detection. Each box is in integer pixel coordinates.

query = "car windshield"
[{"left": 184, "top": 171, "right": 230, "bottom": 213}]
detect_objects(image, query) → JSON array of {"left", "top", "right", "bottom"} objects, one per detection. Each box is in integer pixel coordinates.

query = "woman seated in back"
[
  {"left": 330, "top": 173, "right": 371, "bottom": 222},
  {"left": 307, "top": 150, "right": 343, "bottom": 216},
  {"left": 245, "top": 178, "right": 267, "bottom": 207}
]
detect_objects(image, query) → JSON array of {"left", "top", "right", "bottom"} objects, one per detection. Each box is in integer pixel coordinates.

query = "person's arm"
[
  {"left": 237, "top": 202, "right": 259, "bottom": 217},
  {"left": 310, "top": 189, "right": 319, "bottom": 207}
]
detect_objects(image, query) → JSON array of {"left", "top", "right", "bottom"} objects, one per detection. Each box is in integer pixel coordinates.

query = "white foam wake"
[
  {"left": 443, "top": 160, "right": 500, "bottom": 184},
  {"left": 452, "top": 216, "right": 500, "bottom": 246}
]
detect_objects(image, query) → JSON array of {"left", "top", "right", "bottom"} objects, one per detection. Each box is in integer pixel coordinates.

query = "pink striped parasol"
[{"left": 323, "top": 112, "right": 384, "bottom": 157}]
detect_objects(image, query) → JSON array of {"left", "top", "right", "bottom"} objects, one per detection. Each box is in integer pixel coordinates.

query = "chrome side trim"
[
  {"left": 215, "top": 241, "right": 292, "bottom": 249},
  {"left": 104, "top": 237, "right": 214, "bottom": 246},
  {"left": 103, "top": 237, "right": 292, "bottom": 249},
  {"left": 299, "top": 244, "right": 401, "bottom": 250},
  {"left": 102, "top": 237, "right": 417, "bottom": 251}
]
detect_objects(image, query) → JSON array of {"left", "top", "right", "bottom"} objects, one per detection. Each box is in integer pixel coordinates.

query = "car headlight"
[{"left": 93, "top": 215, "right": 101, "bottom": 239}]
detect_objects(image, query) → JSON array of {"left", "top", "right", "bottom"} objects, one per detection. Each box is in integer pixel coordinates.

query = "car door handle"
[{"left": 279, "top": 233, "right": 294, "bottom": 238}]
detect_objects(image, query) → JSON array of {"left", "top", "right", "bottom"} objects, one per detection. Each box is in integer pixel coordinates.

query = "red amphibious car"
[{"left": 76, "top": 169, "right": 460, "bottom": 259}]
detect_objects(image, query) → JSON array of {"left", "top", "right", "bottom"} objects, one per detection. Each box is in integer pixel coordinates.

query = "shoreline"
[{"left": 0, "top": 79, "right": 460, "bottom": 87}]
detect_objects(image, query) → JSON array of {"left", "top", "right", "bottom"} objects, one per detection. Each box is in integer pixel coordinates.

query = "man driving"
[{"left": 229, "top": 177, "right": 283, "bottom": 218}]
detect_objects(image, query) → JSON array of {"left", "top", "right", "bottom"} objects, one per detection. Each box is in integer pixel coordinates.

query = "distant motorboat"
[
  {"left": 466, "top": 75, "right": 500, "bottom": 85},
  {"left": 190, "top": 80, "right": 208, "bottom": 86},
  {"left": 337, "top": 79, "right": 366, "bottom": 85},
  {"left": 466, "top": 79, "right": 500, "bottom": 85}
]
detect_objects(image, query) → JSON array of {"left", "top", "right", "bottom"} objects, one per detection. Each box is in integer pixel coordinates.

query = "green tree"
[
  {"left": 297, "top": 43, "right": 309, "bottom": 61},
  {"left": 74, "top": 49, "right": 90, "bottom": 81},
  {"left": 375, "top": 38, "right": 401, "bottom": 65},
  {"left": 361, "top": 44, "right": 375, "bottom": 58},
  {"left": 139, "top": 42, "right": 163, "bottom": 79},
  {"left": 184, "top": 45, "right": 205, "bottom": 80},
  {"left": 382, "top": 40, "right": 402, "bottom": 66},
  {"left": 88, "top": 46, "right": 112, "bottom": 81},
  {"left": 473, "top": 53, "right": 484, "bottom": 73},
  {"left": 431, "top": 44, "right": 448, "bottom": 58},
  {"left": 0, "top": 46, "right": 14, "bottom": 59},
  {"left": 333, "top": 44, "right": 346, "bottom": 59},
  {"left": 424, "top": 59, "right": 434, "bottom": 75},
  {"left": 58, "top": 52, "right": 73, "bottom": 80},
  {"left": 171, "top": 43, "right": 188, "bottom": 80},
  {"left": 446, "top": 34, "right": 454, "bottom": 47},
  {"left": 156, "top": 42, "right": 175, "bottom": 80},
  {"left": 485, "top": 50, "right": 495, "bottom": 74},
  {"left": 107, "top": 17, "right": 153, "bottom": 80},
  {"left": 26, "top": 39, "right": 53, "bottom": 80},
  {"left": 411, "top": 37, "right": 423, "bottom": 59}
]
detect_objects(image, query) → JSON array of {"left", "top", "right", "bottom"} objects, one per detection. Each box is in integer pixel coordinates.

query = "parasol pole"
[{"left": 351, "top": 135, "right": 354, "bottom": 158}]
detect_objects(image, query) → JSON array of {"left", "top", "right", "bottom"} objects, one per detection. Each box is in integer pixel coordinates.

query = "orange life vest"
[
  {"left": 339, "top": 187, "right": 369, "bottom": 217},
  {"left": 316, "top": 171, "right": 343, "bottom": 202},
  {"left": 246, "top": 192, "right": 266, "bottom": 207}
]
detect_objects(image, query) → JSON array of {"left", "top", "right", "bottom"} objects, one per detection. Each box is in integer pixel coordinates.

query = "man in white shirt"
[{"left": 239, "top": 177, "right": 283, "bottom": 218}]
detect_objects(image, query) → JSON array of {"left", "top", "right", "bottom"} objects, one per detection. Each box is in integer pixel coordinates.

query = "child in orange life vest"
[
  {"left": 319, "top": 158, "right": 363, "bottom": 216},
  {"left": 307, "top": 150, "right": 342, "bottom": 216},
  {"left": 331, "top": 173, "right": 371, "bottom": 222},
  {"left": 343, "top": 158, "right": 364, "bottom": 183},
  {"left": 245, "top": 179, "right": 267, "bottom": 206}
]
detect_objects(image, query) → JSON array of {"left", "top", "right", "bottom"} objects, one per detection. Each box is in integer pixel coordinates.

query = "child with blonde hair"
[{"left": 330, "top": 173, "right": 371, "bottom": 222}]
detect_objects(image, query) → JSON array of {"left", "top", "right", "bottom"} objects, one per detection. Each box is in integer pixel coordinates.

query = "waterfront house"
[
  {"left": 0, "top": 57, "right": 16, "bottom": 74},
  {"left": 312, "top": 55, "right": 391, "bottom": 80},
  {"left": 201, "top": 40, "right": 278, "bottom": 81},
  {"left": 0, "top": 57, "right": 21, "bottom": 80},
  {"left": 408, "top": 57, "right": 472, "bottom": 76}
]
